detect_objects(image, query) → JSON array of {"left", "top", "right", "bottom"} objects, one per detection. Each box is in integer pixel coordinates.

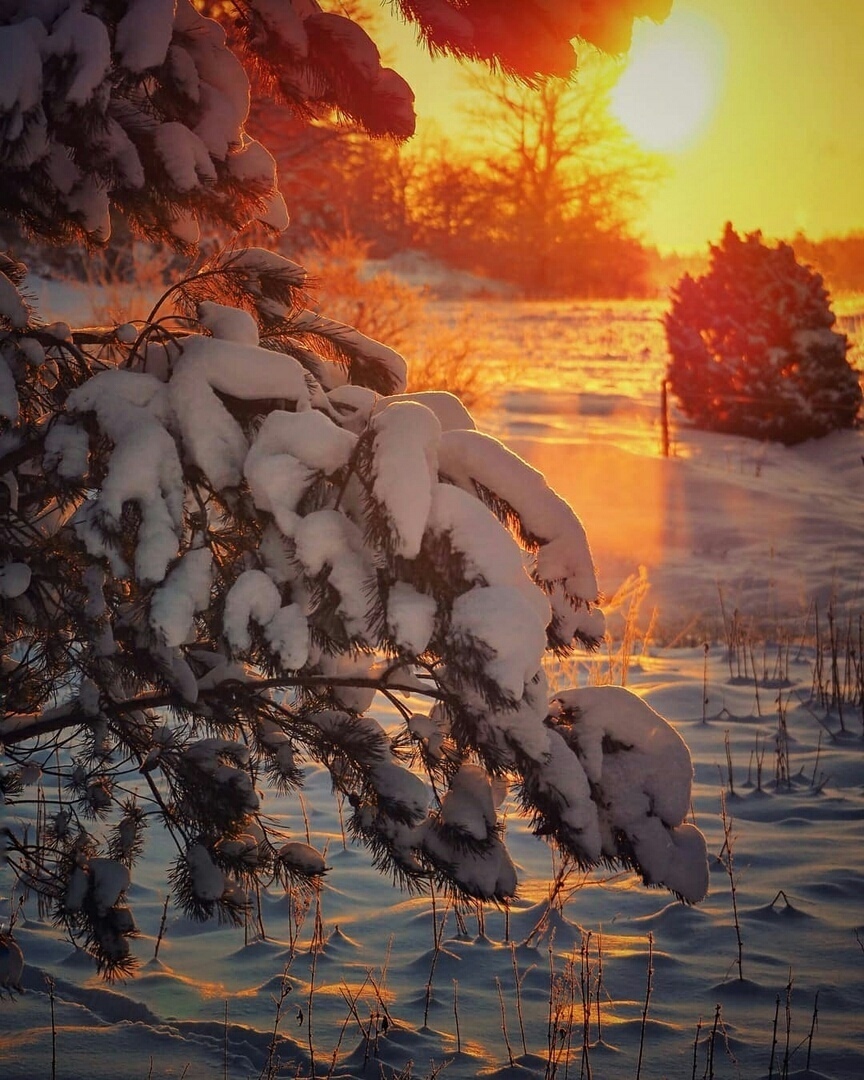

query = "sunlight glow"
[{"left": 611, "top": 10, "right": 725, "bottom": 153}]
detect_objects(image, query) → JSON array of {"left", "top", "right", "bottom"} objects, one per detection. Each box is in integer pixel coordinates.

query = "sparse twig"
[
  {"left": 782, "top": 970, "right": 794, "bottom": 1078},
  {"left": 496, "top": 975, "right": 515, "bottom": 1067},
  {"left": 703, "top": 643, "right": 710, "bottom": 723},
  {"left": 46, "top": 975, "right": 56, "bottom": 1080},
  {"left": 724, "top": 730, "right": 735, "bottom": 795},
  {"left": 691, "top": 1015, "right": 703, "bottom": 1080},
  {"left": 223, "top": 999, "right": 229, "bottom": 1080},
  {"left": 424, "top": 886, "right": 447, "bottom": 1027},
  {"left": 453, "top": 979, "right": 462, "bottom": 1055},
  {"left": 720, "top": 791, "right": 744, "bottom": 981},
  {"left": 260, "top": 965, "right": 294, "bottom": 1080},
  {"left": 511, "top": 942, "right": 528, "bottom": 1057},
  {"left": 768, "top": 994, "right": 780, "bottom": 1079},
  {"left": 153, "top": 894, "right": 169, "bottom": 961},
  {"left": 805, "top": 990, "right": 819, "bottom": 1071},
  {"left": 635, "top": 932, "right": 654, "bottom": 1080}
]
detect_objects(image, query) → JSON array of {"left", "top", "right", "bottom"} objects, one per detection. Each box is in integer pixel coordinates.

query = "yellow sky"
[{"left": 377, "top": 0, "right": 864, "bottom": 253}]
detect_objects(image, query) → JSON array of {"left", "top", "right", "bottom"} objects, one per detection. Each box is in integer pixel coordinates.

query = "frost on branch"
[{"left": 1, "top": 252, "right": 707, "bottom": 976}]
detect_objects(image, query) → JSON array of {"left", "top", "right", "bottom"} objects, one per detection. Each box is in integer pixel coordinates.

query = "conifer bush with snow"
[
  {"left": 0, "top": 0, "right": 706, "bottom": 981},
  {"left": 665, "top": 224, "right": 862, "bottom": 445}
]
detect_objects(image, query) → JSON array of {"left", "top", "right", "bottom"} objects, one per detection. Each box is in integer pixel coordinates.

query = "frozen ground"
[{"left": 2, "top": 292, "right": 863, "bottom": 1079}]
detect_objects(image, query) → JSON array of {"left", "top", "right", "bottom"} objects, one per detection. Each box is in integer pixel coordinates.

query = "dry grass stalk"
[
  {"left": 691, "top": 1015, "right": 704, "bottom": 1080},
  {"left": 702, "top": 643, "right": 710, "bottom": 724},
  {"left": 805, "top": 990, "right": 820, "bottom": 1071},
  {"left": 811, "top": 600, "right": 864, "bottom": 729},
  {"left": 746, "top": 733, "right": 767, "bottom": 792},
  {"left": 544, "top": 568, "right": 654, "bottom": 693},
  {"left": 330, "top": 973, "right": 374, "bottom": 1075},
  {"left": 424, "top": 887, "right": 443, "bottom": 1027},
  {"left": 783, "top": 970, "right": 794, "bottom": 1078},
  {"left": 719, "top": 792, "right": 744, "bottom": 981},
  {"left": 452, "top": 979, "right": 462, "bottom": 1055},
  {"left": 723, "top": 731, "right": 735, "bottom": 795},
  {"left": 153, "top": 894, "right": 169, "bottom": 961},
  {"left": 260, "top": 965, "right": 294, "bottom": 1080},
  {"left": 578, "top": 931, "right": 594, "bottom": 1079},
  {"left": 768, "top": 993, "right": 781, "bottom": 1079},
  {"left": 774, "top": 692, "right": 791, "bottom": 789},
  {"left": 593, "top": 930, "right": 605, "bottom": 1049},
  {"left": 496, "top": 974, "right": 516, "bottom": 1067},
  {"left": 510, "top": 942, "right": 528, "bottom": 1057},
  {"left": 635, "top": 932, "right": 654, "bottom": 1080},
  {"left": 46, "top": 974, "right": 56, "bottom": 1080},
  {"left": 545, "top": 943, "right": 577, "bottom": 1080}
]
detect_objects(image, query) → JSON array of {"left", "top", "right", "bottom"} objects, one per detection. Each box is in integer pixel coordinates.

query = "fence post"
[{"left": 661, "top": 379, "right": 670, "bottom": 458}]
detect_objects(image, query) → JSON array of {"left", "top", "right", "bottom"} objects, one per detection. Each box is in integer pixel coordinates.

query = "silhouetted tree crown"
[{"left": 0, "top": 0, "right": 671, "bottom": 251}]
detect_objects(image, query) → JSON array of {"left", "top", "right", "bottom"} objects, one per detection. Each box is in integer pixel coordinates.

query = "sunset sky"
[{"left": 379, "top": 0, "right": 864, "bottom": 253}]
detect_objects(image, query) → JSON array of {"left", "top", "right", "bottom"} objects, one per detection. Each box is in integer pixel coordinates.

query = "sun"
[{"left": 611, "top": 10, "right": 726, "bottom": 154}]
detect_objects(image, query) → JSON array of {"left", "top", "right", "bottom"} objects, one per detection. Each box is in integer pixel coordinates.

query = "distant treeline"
[
  {"left": 786, "top": 233, "right": 864, "bottom": 296},
  {"left": 643, "top": 234, "right": 864, "bottom": 300}
]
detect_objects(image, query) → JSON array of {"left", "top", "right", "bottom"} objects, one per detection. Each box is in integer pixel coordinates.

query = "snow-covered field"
[{"left": 3, "top": 293, "right": 864, "bottom": 1079}]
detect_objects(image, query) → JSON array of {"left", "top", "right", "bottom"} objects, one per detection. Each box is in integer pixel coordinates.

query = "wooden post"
[{"left": 661, "top": 379, "right": 670, "bottom": 458}]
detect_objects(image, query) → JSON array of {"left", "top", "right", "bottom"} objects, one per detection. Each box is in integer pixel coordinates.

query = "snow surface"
[{"left": 3, "top": 295, "right": 864, "bottom": 1079}]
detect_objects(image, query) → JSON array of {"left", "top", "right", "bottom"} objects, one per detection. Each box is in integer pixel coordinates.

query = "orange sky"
[{"left": 377, "top": 0, "right": 864, "bottom": 253}]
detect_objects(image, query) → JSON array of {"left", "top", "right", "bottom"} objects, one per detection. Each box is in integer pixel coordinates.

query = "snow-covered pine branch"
[
  {"left": 1, "top": 250, "right": 707, "bottom": 975},
  {"left": 390, "top": 0, "right": 672, "bottom": 77},
  {"left": 0, "top": 0, "right": 289, "bottom": 248},
  {"left": 0, "top": 0, "right": 703, "bottom": 980}
]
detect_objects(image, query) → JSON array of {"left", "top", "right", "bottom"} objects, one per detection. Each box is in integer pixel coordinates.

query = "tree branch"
[{"left": 1, "top": 673, "right": 446, "bottom": 747}]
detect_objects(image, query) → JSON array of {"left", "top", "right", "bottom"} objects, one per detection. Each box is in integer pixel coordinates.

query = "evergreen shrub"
[{"left": 665, "top": 224, "right": 862, "bottom": 444}]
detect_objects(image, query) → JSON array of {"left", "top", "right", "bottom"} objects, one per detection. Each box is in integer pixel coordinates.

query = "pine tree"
[
  {"left": 665, "top": 223, "right": 863, "bottom": 444},
  {"left": 0, "top": 0, "right": 706, "bottom": 982}
]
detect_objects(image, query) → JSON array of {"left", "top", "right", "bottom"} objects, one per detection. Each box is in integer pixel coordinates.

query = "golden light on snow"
[{"left": 611, "top": 10, "right": 725, "bottom": 154}]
